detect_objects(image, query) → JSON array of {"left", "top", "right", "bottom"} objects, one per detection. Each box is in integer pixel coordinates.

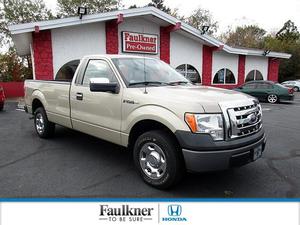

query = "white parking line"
[{"left": 262, "top": 108, "right": 271, "bottom": 111}]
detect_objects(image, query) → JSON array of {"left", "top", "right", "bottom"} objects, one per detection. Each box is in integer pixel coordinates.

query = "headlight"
[{"left": 185, "top": 113, "right": 224, "bottom": 141}]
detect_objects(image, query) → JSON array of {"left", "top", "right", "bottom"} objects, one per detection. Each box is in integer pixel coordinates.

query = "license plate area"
[{"left": 252, "top": 145, "right": 263, "bottom": 161}]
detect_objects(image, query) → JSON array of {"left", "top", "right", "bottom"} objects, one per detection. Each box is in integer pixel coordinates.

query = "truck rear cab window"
[
  {"left": 55, "top": 60, "right": 80, "bottom": 82},
  {"left": 82, "top": 60, "right": 117, "bottom": 86}
]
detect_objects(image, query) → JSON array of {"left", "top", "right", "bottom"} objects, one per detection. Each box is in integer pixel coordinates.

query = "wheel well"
[
  {"left": 128, "top": 120, "right": 179, "bottom": 149},
  {"left": 32, "top": 99, "right": 44, "bottom": 114}
]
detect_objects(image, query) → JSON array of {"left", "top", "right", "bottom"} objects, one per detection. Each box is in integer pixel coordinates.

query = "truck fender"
[
  {"left": 122, "top": 105, "right": 189, "bottom": 146},
  {"left": 31, "top": 90, "right": 48, "bottom": 112}
]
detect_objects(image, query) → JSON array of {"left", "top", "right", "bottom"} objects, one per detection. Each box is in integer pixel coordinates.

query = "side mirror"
[{"left": 89, "top": 78, "right": 119, "bottom": 93}]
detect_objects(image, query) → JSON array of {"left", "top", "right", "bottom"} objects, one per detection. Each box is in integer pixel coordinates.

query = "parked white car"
[{"left": 281, "top": 80, "right": 300, "bottom": 92}]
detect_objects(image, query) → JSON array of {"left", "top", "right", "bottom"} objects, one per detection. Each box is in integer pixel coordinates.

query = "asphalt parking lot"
[{"left": 0, "top": 94, "right": 300, "bottom": 198}]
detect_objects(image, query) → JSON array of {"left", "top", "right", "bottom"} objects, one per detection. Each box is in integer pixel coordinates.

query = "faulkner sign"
[{"left": 122, "top": 31, "right": 158, "bottom": 54}]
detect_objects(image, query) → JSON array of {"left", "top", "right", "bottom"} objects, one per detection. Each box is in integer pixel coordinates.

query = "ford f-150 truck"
[{"left": 25, "top": 55, "right": 266, "bottom": 189}]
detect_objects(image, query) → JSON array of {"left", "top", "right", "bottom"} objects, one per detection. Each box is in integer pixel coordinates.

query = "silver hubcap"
[
  {"left": 293, "top": 87, "right": 298, "bottom": 92},
  {"left": 35, "top": 113, "right": 45, "bottom": 134},
  {"left": 139, "top": 142, "right": 167, "bottom": 179},
  {"left": 268, "top": 95, "right": 277, "bottom": 103}
]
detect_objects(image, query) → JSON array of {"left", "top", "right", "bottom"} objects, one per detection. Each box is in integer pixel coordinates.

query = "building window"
[
  {"left": 245, "top": 70, "right": 263, "bottom": 82},
  {"left": 213, "top": 68, "right": 236, "bottom": 84},
  {"left": 55, "top": 60, "right": 80, "bottom": 81},
  {"left": 176, "top": 64, "right": 201, "bottom": 83}
]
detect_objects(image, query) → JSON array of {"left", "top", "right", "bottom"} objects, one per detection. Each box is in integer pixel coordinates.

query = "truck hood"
[{"left": 138, "top": 85, "right": 255, "bottom": 113}]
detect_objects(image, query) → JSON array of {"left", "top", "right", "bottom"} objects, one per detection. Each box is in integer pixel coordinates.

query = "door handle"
[{"left": 76, "top": 92, "right": 83, "bottom": 101}]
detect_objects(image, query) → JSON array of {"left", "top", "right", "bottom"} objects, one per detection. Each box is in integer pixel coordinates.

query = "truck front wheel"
[
  {"left": 133, "top": 130, "right": 184, "bottom": 189},
  {"left": 34, "top": 107, "right": 55, "bottom": 138}
]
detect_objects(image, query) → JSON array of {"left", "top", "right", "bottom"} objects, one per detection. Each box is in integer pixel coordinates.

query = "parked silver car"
[{"left": 281, "top": 80, "right": 300, "bottom": 92}]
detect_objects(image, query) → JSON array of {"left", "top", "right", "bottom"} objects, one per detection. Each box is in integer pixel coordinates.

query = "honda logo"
[{"left": 167, "top": 205, "right": 182, "bottom": 217}]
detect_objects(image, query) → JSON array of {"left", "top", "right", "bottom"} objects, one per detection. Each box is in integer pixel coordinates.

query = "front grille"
[{"left": 227, "top": 102, "right": 262, "bottom": 139}]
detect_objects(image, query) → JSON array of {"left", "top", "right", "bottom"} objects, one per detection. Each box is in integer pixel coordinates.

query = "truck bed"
[{"left": 25, "top": 80, "right": 72, "bottom": 128}]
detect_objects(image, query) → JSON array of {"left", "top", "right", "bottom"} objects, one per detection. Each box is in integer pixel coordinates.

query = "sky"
[{"left": 45, "top": 0, "right": 300, "bottom": 34}]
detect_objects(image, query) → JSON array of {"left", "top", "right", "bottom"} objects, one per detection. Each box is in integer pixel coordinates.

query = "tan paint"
[{"left": 25, "top": 55, "right": 256, "bottom": 147}]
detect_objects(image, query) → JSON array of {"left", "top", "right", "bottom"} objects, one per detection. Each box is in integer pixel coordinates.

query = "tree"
[
  {"left": 0, "top": 49, "right": 32, "bottom": 81},
  {"left": 148, "top": 0, "right": 171, "bottom": 14},
  {"left": 56, "top": 0, "right": 121, "bottom": 18},
  {"left": 264, "top": 20, "right": 300, "bottom": 81},
  {"left": 170, "top": 8, "right": 185, "bottom": 21},
  {"left": 128, "top": 4, "right": 137, "bottom": 9},
  {"left": 185, "top": 8, "right": 218, "bottom": 35},
  {"left": 276, "top": 20, "right": 300, "bottom": 42},
  {"left": 0, "top": 0, "right": 53, "bottom": 47},
  {"left": 0, "top": 0, "right": 53, "bottom": 81},
  {"left": 221, "top": 25, "right": 266, "bottom": 48}
]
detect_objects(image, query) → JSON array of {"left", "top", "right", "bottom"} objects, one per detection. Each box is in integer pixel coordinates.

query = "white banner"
[{"left": 0, "top": 202, "right": 299, "bottom": 225}]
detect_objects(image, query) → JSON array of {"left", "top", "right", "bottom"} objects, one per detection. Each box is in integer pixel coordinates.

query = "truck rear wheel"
[
  {"left": 133, "top": 130, "right": 184, "bottom": 189},
  {"left": 34, "top": 107, "right": 55, "bottom": 138}
]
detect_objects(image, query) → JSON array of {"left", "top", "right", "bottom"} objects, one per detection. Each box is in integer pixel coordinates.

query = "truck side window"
[{"left": 82, "top": 60, "right": 117, "bottom": 86}]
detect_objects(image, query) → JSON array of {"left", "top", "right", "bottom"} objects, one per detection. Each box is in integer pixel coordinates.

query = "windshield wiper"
[
  {"left": 167, "top": 81, "right": 189, "bottom": 86},
  {"left": 128, "top": 81, "right": 167, "bottom": 86}
]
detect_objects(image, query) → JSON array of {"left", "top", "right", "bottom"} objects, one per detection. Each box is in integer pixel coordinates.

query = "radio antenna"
[
  {"left": 143, "top": 56, "right": 148, "bottom": 94},
  {"left": 143, "top": 26, "right": 148, "bottom": 94}
]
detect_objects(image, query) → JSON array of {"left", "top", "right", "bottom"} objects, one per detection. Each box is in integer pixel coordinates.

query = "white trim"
[
  {"left": 8, "top": 6, "right": 291, "bottom": 59},
  {"left": 30, "top": 44, "right": 35, "bottom": 80}
]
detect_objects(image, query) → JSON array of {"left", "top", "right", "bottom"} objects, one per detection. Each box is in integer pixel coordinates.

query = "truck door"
[{"left": 70, "top": 58, "right": 123, "bottom": 145}]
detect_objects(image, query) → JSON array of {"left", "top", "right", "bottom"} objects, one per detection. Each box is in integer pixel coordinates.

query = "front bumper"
[{"left": 175, "top": 129, "right": 266, "bottom": 172}]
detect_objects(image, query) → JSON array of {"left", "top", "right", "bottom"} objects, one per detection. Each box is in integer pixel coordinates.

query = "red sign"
[{"left": 122, "top": 31, "right": 158, "bottom": 54}]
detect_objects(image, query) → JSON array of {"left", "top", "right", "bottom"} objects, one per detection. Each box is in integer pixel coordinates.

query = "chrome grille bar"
[{"left": 219, "top": 99, "right": 262, "bottom": 140}]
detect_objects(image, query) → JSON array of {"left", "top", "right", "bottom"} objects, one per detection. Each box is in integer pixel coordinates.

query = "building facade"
[{"left": 9, "top": 7, "right": 291, "bottom": 88}]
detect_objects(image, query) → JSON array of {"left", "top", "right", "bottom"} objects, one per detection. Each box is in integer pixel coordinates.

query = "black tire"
[
  {"left": 267, "top": 94, "right": 278, "bottom": 104},
  {"left": 133, "top": 130, "right": 184, "bottom": 189},
  {"left": 34, "top": 107, "right": 55, "bottom": 138},
  {"left": 0, "top": 106, "right": 3, "bottom": 111},
  {"left": 293, "top": 86, "right": 299, "bottom": 92}
]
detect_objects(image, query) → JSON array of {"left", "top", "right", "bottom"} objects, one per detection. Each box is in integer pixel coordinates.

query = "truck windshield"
[{"left": 111, "top": 58, "right": 190, "bottom": 87}]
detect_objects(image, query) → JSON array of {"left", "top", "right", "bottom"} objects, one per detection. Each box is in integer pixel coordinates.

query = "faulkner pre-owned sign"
[{"left": 122, "top": 31, "right": 158, "bottom": 54}]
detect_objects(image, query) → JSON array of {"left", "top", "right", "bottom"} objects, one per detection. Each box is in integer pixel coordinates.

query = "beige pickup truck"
[{"left": 25, "top": 55, "right": 266, "bottom": 189}]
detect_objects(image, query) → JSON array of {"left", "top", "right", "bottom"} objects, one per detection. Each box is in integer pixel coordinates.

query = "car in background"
[
  {"left": 281, "top": 80, "right": 300, "bottom": 92},
  {"left": 235, "top": 80, "right": 294, "bottom": 104},
  {"left": 0, "top": 85, "right": 5, "bottom": 111}
]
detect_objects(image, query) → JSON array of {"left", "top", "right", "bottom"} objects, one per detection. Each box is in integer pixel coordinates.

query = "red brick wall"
[
  {"left": 0, "top": 82, "right": 24, "bottom": 98},
  {"left": 106, "top": 21, "right": 119, "bottom": 54},
  {"left": 202, "top": 45, "right": 213, "bottom": 85},
  {"left": 238, "top": 55, "right": 246, "bottom": 85},
  {"left": 160, "top": 27, "right": 170, "bottom": 64},
  {"left": 32, "top": 30, "right": 54, "bottom": 80},
  {"left": 268, "top": 58, "right": 280, "bottom": 82}
]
